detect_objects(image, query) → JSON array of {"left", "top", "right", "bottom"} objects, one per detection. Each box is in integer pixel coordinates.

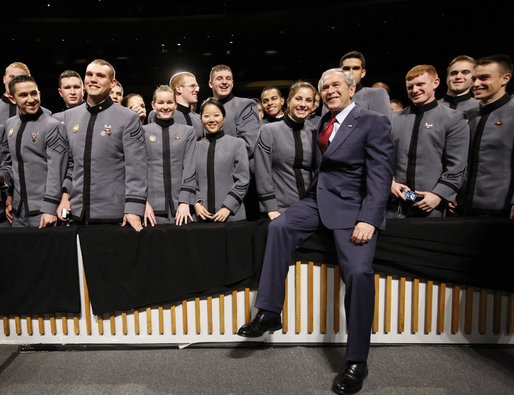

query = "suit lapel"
[{"left": 323, "top": 105, "right": 360, "bottom": 157}]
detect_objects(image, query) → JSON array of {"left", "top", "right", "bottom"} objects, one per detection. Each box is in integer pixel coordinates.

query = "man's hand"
[
  {"left": 39, "top": 214, "right": 57, "bottom": 228},
  {"left": 57, "top": 192, "right": 71, "bottom": 221},
  {"left": 129, "top": 104, "right": 146, "bottom": 121},
  {"left": 413, "top": 191, "right": 442, "bottom": 212},
  {"left": 194, "top": 203, "right": 212, "bottom": 221},
  {"left": 448, "top": 199, "right": 458, "bottom": 215},
  {"left": 212, "top": 207, "right": 230, "bottom": 222},
  {"left": 351, "top": 222, "right": 375, "bottom": 245},
  {"left": 122, "top": 213, "right": 143, "bottom": 232},
  {"left": 510, "top": 205, "right": 514, "bottom": 220},
  {"left": 144, "top": 202, "right": 156, "bottom": 227},
  {"left": 391, "top": 180, "right": 409, "bottom": 200},
  {"left": 5, "top": 195, "right": 12, "bottom": 223},
  {"left": 268, "top": 211, "right": 281, "bottom": 220},
  {"left": 175, "top": 202, "right": 193, "bottom": 226}
]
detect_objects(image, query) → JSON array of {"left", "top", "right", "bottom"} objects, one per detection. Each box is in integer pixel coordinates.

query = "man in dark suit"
[{"left": 238, "top": 68, "right": 394, "bottom": 394}]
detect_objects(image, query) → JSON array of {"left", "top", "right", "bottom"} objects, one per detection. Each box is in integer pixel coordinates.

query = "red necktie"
[{"left": 318, "top": 116, "right": 336, "bottom": 155}]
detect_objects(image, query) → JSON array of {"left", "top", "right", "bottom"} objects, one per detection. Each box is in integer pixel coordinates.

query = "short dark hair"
[
  {"left": 9, "top": 75, "right": 36, "bottom": 96},
  {"left": 58, "top": 70, "right": 83, "bottom": 88},
  {"left": 476, "top": 54, "right": 513, "bottom": 75},
  {"left": 339, "top": 50, "right": 366, "bottom": 69},
  {"left": 121, "top": 93, "right": 143, "bottom": 107},
  {"left": 261, "top": 85, "right": 283, "bottom": 98},
  {"left": 200, "top": 97, "right": 226, "bottom": 117}
]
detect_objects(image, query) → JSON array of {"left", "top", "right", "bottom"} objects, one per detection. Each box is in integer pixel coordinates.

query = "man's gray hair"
[{"left": 318, "top": 68, "right": 355, "bottom": 92}]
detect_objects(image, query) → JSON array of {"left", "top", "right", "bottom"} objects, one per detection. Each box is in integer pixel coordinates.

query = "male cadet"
[
  {"left": 1, "top": 62, "right": 30, "bottom": 124},
  {"left": 339, "top": 50, "right": 392, "bottom": 119},
  {"left": 389, "top": 65, "right": 469, "bottom": 218},
  {"left": 459, "top": 54, "right": 514, "bottom": 218},
  {"left": 439, "top": 55, "right": 479, "bottom": 112},
  {"left": 148, "top": 72, "right": 203, "bottom": 139},
  {"left": 0, "top": 124, "right": 12, "bottom": 226},
  {"left": 208, "top": 64, "right": 261, "bottom": 158},
  {"left": 238, "top": 69, "right": 394, "bottom": 395},
  {"left": 53, "top": 70, "right": 85, "bottom": 122},
  {"left": 260, "top": 85, "right": 285, "bottom": 123},
  {"left": 2, "top": 75, "right": 68, "bottom": 227},
  {"left": 110, "top": 81, "right": 124, "bottom": 104},
  {"left": 58, "top": 59, "right": 147, "bottom": 231}
]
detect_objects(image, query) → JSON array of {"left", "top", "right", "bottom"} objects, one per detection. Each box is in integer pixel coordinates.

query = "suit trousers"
[{"left": 255, "top": 193, "right": 376, "bottom": 362}]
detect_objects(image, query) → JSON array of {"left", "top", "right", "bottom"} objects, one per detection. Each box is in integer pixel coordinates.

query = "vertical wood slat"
[
  {"left": 425, "top": 281, "right": 433, "bottom": 333},
  {"left": 3, "top": 317, "right": 9, "bottom": 336},
  {"left": 244, "top": 288, "right": 250, "bottom": 324},
  {"left": 134, "top": 310, "right": 140, "bottom": 335},
  {"left": 15, "top": 316, "right": 21, "bottom": 335},
  {"left": 73, "top": 315, "right": 79, "bottom": 335},
  {"left": 122, "top": 312, "right": 127, "bottom": 335},
  {"left": 232, "top": 290, "right": 238, "bottom": 334},
  {"left": 451, "top": 286, "right": 460, "bottom": 334},
  {"left": 333, "top": 266, "right": 340, "bottom": 333},
  {"left": 295, "top": 262, "right": 301, "bottom": 334},
  {"left": 38, "top": 317, "right": 44, "bottom": 335},
  {"left": 437, "top": 283, "right": 446, "bottom": 334},
  {"left": 464, "top": 287, "right": 473, "bottom": 334},
  {"left": 146, "top": 308, "right": 152, "bottom": 335},
  {"left": 319, "top": 263, "right": 326, "bottom": 333},
  {"left": 508, "top": 294, "right": 514, "bottom": 334},
  {"left": 308, "top": 262, "right": 314, "bottom": 333},
  {"left": 182, "top": 301, "right": 188, "bottom": 335},
  {"left": 492, "top": 291, "right": 502, "bottom": 335},
  {"left": 110, "top": 314, "right": 116, "bottom": 335},
  {"left": 283, "top": 275, "right": 288, "bottom": 333},
  {"left": 170, "top": 306, "right": 176, "bottom": 335},
  {"left": 373, "top": 274, "right": 379, "bottom": 333},
  {"left": 158, "top": 307, "right": 164, "bottom": 335},
  {"left": 50, "top": 314, "right": 56, "bottom": 335},
  {"left": 207, "top": 296, "right": 213, "bottom": 334},
  {"left": 398, "top": 277, "right": 406, "bottom": 333},
  {"left": 62, "top": 314, "right": 68, "bottom": 335},
  {"left": 412, "top": 279, "right": 419, "bottom": 333},
  {"left": 219, "top": 294, "right": 225, "bottom": 335},
  {"left": 82, "top": 268, "right": 92, "bottom": 335},
  {"left": 478, "top": 289, "right": 487, "bottom": 334},
  {"left": 26, "top": 316, "right": 33, "bottom": 336},
  {"left": 195, "top": 298, "right": 201, "bottom": 334},
  {"left": 98, "top": 316, "right": 104, "bottom": 335},
  {"left": 385, "top": 276, "right": 392, "bottom": 333}
]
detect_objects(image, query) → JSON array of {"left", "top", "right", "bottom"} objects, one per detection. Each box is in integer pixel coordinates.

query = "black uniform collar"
[
  {"left": 19, "top": 107, "right": 43, "bottom": 122},
  {"left": 443, "top": 92, "right": 472, "bottom": 105},
  {"left": 176, "top": 103, "right": 191, "bottom": 114},
  {"left": 264, "top": 113, "right": 283, "bottom": 123},
  {"left": 284, "top": 115, "right": 304, "bottom": 131},
  {"left": 479, "top": 93, "right": 511, "bottom": 115},
  {"left": 219, "top": 93, "right": 234, "bottom": 104},
  {"left": 155, "top": 117, "right": 174, "bottom": 128},
  {"left": 86, "top": 97, "right": 114, "bottom": 114},
  {"left": 355, "top": 83, "right": 363, "bottom": 93},
  {"left": 1, "top": 94, "right": 11, "bottom": 104},
  {"left": 206, "top": 130, "right": 225, "bottom": 141},
  {"left": 411, "top": 99, "right": 438, "bottom": 114}
]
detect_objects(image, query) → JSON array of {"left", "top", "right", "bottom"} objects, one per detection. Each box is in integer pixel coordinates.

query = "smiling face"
[
  {"left": 261, "top": 88, "right": 284, "bottom": 118},
  {"left": 472, "top": 62, "right": 511, "bottom": 105},
  {"left": 406, "top": 72, "right": 440, "bottom": 106},
  {"left": 340, "top": 58, "right": 366, "bottom": 85},
  {"left": 446, "top": 60, "right": 474, "bottom": 96},
  {"left": 320, "top": 71, "right": 355, "bottom": 114},
  {"left": 84, "top": 63, "right": 116, "bottom": 105},
  {"left": 152, "top": 91, "right": 176, "bottom": 120},
  {"left": 287, "top": 87, "right": 314, "bottom": 122},
  {"left": 201, "top": 103, "right": 225, "bottom": 134},
  {"left": 10, "top": 81, "right": 40, "bottom": 115},
  {"left": 209, "top": 69, "right": 234, "bottom": 100},
  {"left": 58, "top": 76, "right": 84, "bottom": 108},
  {"left": 176, "top": 75, "right": 199, "bottom": 106}
]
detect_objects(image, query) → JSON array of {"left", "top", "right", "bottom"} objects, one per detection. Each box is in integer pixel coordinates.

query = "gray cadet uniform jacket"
[
  {"left": 439, "top": 92, "right": 479, "bottom": 112},
  {"left": 62, "top": 98, "right": 147, "bottom": 223},
  {"left": 0, "top": 125, "right": 12, "bottom": 224},
  {"left": 353, "top": 84, "right": 392, "bottom": 120},
  {"left": 4, "top": 108, "right": 68, "bottom": 217},
  {"left": 218, "top": 94, "right": 261, "bottom": 159},
  {"left": 148, "top": 104, "right": 204, "bottom": 140},
  {"left": 195, "top": 131, "right": 250, "bottom": 221},
  {"left": 392, "top": 100, "right": 469, "bottom": 208},
  {"left": 254, "top": 116, "right": 315, "bottom": 214},
  {"left": 0, "top": 95, "right": 17, "bottom": 124},
  {"left": 143, "top": 118, "right": 197, "bottom": 219},
  {"left": 461, "top": 94, "right": 514, "bottom": 215}
]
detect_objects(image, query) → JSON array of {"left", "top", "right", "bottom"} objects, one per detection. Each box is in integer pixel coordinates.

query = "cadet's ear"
[{"left": 8, "top": 94, "right": 16, "bottom": 105}]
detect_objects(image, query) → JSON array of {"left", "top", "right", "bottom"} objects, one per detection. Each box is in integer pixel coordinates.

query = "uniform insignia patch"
[
  {"left": 31, "top": 132, "right": 38, "bottom": 143},
  {"left": 495, "top": 122, "right": 503, "bottom": 125},
  {"left": 8, "top": 128, "right": 13, "bottom": 137},
  {"left": 424, "top": 123, "right": 433, "bottom": 129},
  {"left": 174, "top": 136, "right": 181, "bottom": 140},
  {"left": 101, "top": 125, "right": 112, "bottom": 136},
  {"left": 73, "top": 124, "right": 79, "bottom": 133},
  {"left": 149, "top": 135, "right": 157, "bottom": 142}
]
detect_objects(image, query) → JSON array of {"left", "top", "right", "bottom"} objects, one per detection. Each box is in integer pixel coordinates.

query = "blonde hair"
[
  {"left": 5, "top": 62, "right": 30, "bottom": 76},
  {"left": 169, "top": 72, "right": 195, "bottom": 91},
  {"left": 89, "top": 59, "right": 116, "bottom": 80},
  {"left": 153, "top": 85, "right": 175, "bottom": 102},
  {"left": 287, "top": 81, "right": 317, "bottom": 101}
]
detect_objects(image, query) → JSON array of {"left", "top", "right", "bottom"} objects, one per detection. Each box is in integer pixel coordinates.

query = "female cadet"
[
  {"left": 194, "top": 98, "right": 249, "bottom": 222},
  {"left": 143, "top": 85, "right": 196, "bottom": 226},
  {"left": 254, "top": 81, "right": 317, "bottom": 220}
]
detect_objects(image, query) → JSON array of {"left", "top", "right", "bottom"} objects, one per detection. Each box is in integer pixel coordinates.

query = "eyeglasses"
[{"left": 182, "top": 84, "right": 199, "bottom": 89}]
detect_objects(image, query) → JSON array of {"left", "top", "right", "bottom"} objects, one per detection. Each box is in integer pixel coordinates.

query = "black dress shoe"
[
  {"left": 332, "top": 362, "right": 368, "bottom": 394},
  {"left": 237, "top": 311, "right": 282, "bottom": 337}
]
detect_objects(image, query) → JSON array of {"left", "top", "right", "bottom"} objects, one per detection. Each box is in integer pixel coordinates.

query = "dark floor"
[{"left": 0, "top": 343, "right": 513, "bottom": 394}]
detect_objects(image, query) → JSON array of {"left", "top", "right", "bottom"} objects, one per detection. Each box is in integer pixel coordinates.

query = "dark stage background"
[{"left": 1, "top": 0, "right": 511, "bottom": 113}]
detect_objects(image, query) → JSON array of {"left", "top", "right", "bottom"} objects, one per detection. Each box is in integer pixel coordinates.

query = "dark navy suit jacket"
[{"left": 309, "top": 104, "right": 395, "bottom": 231}]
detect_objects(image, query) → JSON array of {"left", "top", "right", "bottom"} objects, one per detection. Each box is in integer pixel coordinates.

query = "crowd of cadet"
[{"left": 0, "top": 50, "right": 512, "bottom": 231}]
